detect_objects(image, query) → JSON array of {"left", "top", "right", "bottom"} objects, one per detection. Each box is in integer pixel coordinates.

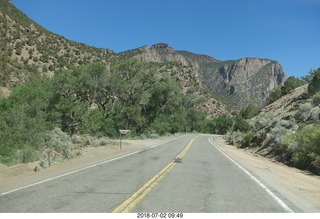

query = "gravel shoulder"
[{"left": 1, "top": 135, "right": 320, "bottom": 212}]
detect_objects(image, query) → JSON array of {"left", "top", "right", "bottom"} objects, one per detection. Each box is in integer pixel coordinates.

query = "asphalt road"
[{"left": 0, "top": 135, "right": 296, "bottom": 213}]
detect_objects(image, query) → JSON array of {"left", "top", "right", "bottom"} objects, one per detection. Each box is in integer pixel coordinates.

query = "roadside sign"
[{"left": 119, "top": 129, "right": 130, "bottom": 149}]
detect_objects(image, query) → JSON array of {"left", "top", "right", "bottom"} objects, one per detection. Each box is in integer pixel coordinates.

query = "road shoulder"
[
  {"left": 0, "top": 138, "right": 171, "bottom": 194},
  {"left": 213, "top": 135, "right": 320, "bottom": 213}
]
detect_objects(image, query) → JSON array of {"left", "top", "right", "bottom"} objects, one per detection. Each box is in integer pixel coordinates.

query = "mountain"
[
  {"left": 120, "top": 43, "right": 286, "bottom": 110},
  {"left": 0, "top": 0, "right": 229, "bottom": 117},
  {"left": 1, "top": 0, "right": 286, "bottom": 112}
]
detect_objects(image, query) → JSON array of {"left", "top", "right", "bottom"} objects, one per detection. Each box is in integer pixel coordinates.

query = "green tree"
[
  {"left": 208, "top": 116, "right": 233, "bottom": 134},
  {"left": 0, "top": 79, "right": 54, "bottom": 165},
  {"left": 281, "top": 76, "right": 305, "bottom": 95},
  {"left": 110, "top": 59, "right": 158, "bottom": 132},
  {"left": 308, "top": 68, "right": 320, "bottom": 96},
  {"left": 233, "top": 115, "right": 249, "bottom": 132},
  {"left": 301, "top": 68, "right": 318, "bottom": 83}
]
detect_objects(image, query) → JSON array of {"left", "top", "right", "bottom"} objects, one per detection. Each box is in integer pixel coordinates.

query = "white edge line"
[
  {"left": 1, "top": 135, "right": 185, "bottom": 196},
  {"left": 208, "top": 137, "right": 294, "bottom": 213}
]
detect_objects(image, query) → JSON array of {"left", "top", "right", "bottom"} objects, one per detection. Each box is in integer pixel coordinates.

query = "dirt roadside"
[
  {"left": 1, "top": 135, "right": 320, "bottom": 212},
  {"left": 214, "top": 136, "right": 320, "bottom": 213},
  {"left": 0, "top": 138, "right": 170, "bottom": 194}
]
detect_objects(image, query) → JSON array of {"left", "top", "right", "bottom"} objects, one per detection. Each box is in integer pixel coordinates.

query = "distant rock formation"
[
  {"left": 199, "top": 58, "right": 286, "bottom": 109},
  {"left": 121, "top": 43, "right": 286, "bottom": 110}
]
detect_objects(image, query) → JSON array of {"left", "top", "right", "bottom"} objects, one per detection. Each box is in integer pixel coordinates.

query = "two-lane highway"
[{"left": 0, "top": 135, "right": 296, "bottom": 212}]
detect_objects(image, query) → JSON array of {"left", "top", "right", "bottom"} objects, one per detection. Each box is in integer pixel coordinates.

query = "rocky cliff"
[
  {"left": 120, "top": 43, "right": 286, "bottom": 110},
  {"left": 200, "top": 58, "right": 286, "bottom": 109}
]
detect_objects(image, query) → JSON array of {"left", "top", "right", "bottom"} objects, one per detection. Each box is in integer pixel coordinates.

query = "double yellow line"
[{"left": 113, "top": 137, "right": 197, "bottom": 213}]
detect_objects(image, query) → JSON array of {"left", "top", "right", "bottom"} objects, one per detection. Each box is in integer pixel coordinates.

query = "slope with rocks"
[
  {"left": 0, "top": 1, "right": 228, "bottom": 117},
  {"left": 227, "top": 82, "right": 320, "bottom": 174},
  {"left": 0, "top": 0, "right": 116, "bottom": 97}
]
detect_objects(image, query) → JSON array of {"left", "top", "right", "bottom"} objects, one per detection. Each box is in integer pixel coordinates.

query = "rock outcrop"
[
  {"left": 121, "top": 43, "right": 286, "bottom": 110},
  {"left": 200, "top": 58, "right": 286, "bottom": 109}
]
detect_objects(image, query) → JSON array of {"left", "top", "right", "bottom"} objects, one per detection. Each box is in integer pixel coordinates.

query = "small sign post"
[{"left": 119, "top": 129, "right": 130, "bottom": 150}]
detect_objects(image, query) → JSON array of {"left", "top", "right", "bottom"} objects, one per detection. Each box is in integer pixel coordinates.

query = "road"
[{"left": 0, "top": 135, "right": 297, "bottom": 213}]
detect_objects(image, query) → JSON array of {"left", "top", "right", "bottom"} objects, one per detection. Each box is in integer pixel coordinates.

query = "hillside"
[
  {"left": 1, "top": 0, "right": 287, "bottom": 112},
  {"left": 0, "top": 0, "right": 117, "bottom": 96},
  {"left": 226, "top": 71, "right": 320, "bottom": 175},
  {"left": 0, "top": 0, "right": 229, "bottom": 117},
  {"left": 120, "top": 43, "right": 286, "bottom": 110}
]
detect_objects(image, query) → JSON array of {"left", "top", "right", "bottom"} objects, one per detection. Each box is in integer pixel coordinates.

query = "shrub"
[
  {"left": 239, "top": 104, "right": 260, "bottom": 119},
  {"left": 310, "top": 107, "right": 320, "bottom": 122},
  {"left": 241, "top": 131, "right": 256, "bottom": 148},
  {"left": 267, "top": 87, "right": 282, "bottom": 104},
  {"left": 286, "top": 124, "right": 320, "bottom": 173},
  {"left": 268, "top": 123, "right": 288, "bottom": 145},
  {"left": 295, "top": 102, "right": 312, "bottom": 121},
  {"left": 233, "top": 115, "right": 249, "bottom": 132},
  {"left": 16, "top": 146, "right": 40, "bottom": 163},
  {"left": 45, "top": 128, "right": 73, "bottom": 159},
  {"left": 249, "top": 112, "right": 273, "bottom": 130},
  {"left": 312, "top": 92, "right": 320, "bottom": 106}
]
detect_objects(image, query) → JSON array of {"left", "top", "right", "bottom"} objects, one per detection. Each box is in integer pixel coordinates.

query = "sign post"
[{"left": 119, "top": 129, "right": 130, "bottom": 150}]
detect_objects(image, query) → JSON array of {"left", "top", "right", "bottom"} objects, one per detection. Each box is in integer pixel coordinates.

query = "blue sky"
[{"left": 11, "top": 0, "right": 320, "bottom": 78}]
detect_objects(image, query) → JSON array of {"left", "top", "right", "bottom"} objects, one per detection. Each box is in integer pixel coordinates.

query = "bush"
[
  {"left": 268, "top": 123, "right": 288, "bottom": 145},
  {"left": 240, "top": 131, "right": 256, "bottom": 148},
  {"left": 312, "top": 92, "right": 320, "bottom": 106},
  {"left": 233, "top": 115, "right": 249, "bottom": 132},
  {"left": 283, "top": 124, "right": 320, "bottom": 173},
  {"left": 45, "top": 128, "right": 74, "bottom": 159},
  {"left": 249, "top": 112, "right": 273, "bottom": 130},
  {"left": 295, "top": 102, "right": 312, "bottom": 121},
  {"left": 239, "top": 104, "right": 260, "bottom": 119},
  {"left": 267, "top": 87, "right": 282, "bottom": 104}
]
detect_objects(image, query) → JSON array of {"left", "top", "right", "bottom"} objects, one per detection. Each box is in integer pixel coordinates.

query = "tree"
[
  {"left": 110, "top": 59, "right": 158, "bottom": 132},
  {"left": 281, "top": 76, "right": 305, "bottom": 95},
  {"left": 208, "top": 116, "right": 233, "bottom": 134},
  {"left": 308, "top": 68, "right": 320, "bottom": 96},
  {"left": 0, "top": 79, "right": 54, "bottom": 164},
  {"left": 301, "top": 68, "right": 318, "bottom": 83}
]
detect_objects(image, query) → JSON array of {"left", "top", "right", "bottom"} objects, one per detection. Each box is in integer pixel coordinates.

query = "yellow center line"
[{"left": 112, "top": 137, "right": 197, "bottom": 213}]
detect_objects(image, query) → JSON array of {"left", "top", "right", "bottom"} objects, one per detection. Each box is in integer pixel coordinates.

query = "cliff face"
[
  {"left": 200, "top": 58, "right": 286, "bottom": 109},
  {"left": 121, "top": 43, "right": 286, "bottom": 110}
]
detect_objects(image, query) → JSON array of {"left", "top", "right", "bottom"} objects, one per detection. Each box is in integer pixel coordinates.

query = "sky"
[{"left": 10, "top": 0, "right": 320, "bottom": 78}]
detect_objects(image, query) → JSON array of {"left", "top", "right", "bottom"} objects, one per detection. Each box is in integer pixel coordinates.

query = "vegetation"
[
  {"left": 267, "top": 76, "right": 305, "bottom": 104},
  {"left": 267, "top": 87, "right": 282, "bottom": 104},
  {"left": 0, "top": 60, "right": 232, "bottom": 166},
  {"left": 281, "top": 76, "right": 306, "bottom": 95},
  {"left": 307, "top": 68, "right": 320, "bottom": 96},
  {"left": 0, "top": 0, "right": 116, "bottom": 93},
  {"left": 227, "top": 89, "right": 320, "bottom": 174}
]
